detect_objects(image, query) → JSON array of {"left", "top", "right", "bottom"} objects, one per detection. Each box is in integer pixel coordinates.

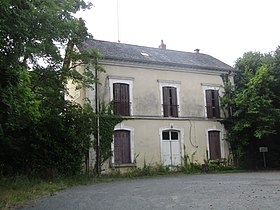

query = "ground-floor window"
[
  {"left": 161, "top": 130, "right": 181, "bottom": 166},
  {"left": 208, "top": 130, "right": 221, "bottom": 160},
  {"left": 114, "top": 130, "right": 131, "bottom": 164}
]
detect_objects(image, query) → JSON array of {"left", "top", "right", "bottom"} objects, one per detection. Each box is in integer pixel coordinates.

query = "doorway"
[{"left": 161, "top": 130, "right": 181, "bottom": 166}]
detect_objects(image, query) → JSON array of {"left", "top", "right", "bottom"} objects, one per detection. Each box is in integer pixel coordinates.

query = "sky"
[{"left": 77, "top": 0, "right": 280, "bottom": 66}]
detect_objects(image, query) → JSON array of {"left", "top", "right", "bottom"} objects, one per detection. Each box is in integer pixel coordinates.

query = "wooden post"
[
  {"left": 259, "top": 147, "right": 268, "bottom": 168},
  {"left": 263, "top": 152, "right": 266, "bottom": 168}
]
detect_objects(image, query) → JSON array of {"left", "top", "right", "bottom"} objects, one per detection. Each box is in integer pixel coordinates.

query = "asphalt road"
[{"left": 21, "top": 172, "right": 280, "bottom": 210}]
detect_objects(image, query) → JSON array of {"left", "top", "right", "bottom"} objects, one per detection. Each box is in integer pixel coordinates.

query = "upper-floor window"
[
  {"left": 109, "top": 76, "right": 133, "bottom": 116},
  {"left": 158, "top": 80, "right": 180, "bottom": 117},
  {"left": 163, "top": 86, "right": 178, "bottom": 117},
  {"left": 205, "top": 89, "right": 220, "bottom": 118},
  {"left": 113, "top": 83, "right": 130, "bottom": 116}
]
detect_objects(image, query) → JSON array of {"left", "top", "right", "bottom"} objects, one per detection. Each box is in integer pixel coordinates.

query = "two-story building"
[{"left": 70, "top": 39, "right": 235, "bottom": 171}]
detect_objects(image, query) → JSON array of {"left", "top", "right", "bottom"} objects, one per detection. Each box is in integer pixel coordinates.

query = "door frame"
[
  {"left": 159, "top": 127, "right": 184, "bottom": 166},
  {"left": 206, "top": 128, "right": 224, "bottom": 160},
  {"left": 112, "top": 124, "right": 134, "bottom": 165}
]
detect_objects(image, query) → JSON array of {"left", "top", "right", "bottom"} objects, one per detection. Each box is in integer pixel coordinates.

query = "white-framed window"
[
  {"left": 109, "top": 77, "right": 134, "bottom": 116},
  {"left": 112, "top": 125, "right": 134, "bottom": 165},
  {"left": 202, "top": 84, "right": 221, "bottom": 118},
  {"left": 158, "top": 80, "right": 181, "bottom": 117}
]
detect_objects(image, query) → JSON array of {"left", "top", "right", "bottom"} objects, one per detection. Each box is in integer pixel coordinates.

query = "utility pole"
[{"left": 117, "top": 0, "right": 120, "bottom": 42}]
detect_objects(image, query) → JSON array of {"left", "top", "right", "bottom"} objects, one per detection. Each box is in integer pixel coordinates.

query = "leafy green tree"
[
  {"left": 0, "top": 0, "right": 118, "bottom": 176},
  {"left": 221, "top": 48, "right": 280, "bottom": 168}
]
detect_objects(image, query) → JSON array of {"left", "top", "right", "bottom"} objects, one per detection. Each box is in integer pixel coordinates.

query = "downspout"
[{"left": 95, "top": 57, "right": 101, "bottom": 176}]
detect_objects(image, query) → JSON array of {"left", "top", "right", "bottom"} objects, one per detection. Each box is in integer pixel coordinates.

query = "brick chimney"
[
  {"left": 159, "top": 40, "right": 166, "bottom": 49},
  {"left": 194, "top": 49, "right": 200, "bottom": 53}
]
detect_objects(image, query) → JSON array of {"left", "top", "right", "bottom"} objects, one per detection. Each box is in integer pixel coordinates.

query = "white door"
[{"left": 161, "top": 131, "right": 181, "bottom": 166}]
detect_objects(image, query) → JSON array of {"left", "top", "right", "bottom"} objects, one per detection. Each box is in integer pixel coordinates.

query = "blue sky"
[{"left": 77, "top": 0, "right": 280, "bottom": 66}]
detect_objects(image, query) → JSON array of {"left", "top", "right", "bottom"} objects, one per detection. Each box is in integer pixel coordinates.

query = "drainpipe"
[{"left": 95, "top": 57, "right": 101, "bottom": 176}]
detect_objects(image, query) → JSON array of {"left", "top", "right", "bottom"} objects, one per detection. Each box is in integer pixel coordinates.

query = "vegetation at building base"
[
  {"left": 221, "top": 47, "right": 280, "bottom": 169},
  {"left": 0, "top": 160, "right": 241, "bottom": 210},
  {"left": 108, "top": 156, "right": 239, "bottom": 178}
]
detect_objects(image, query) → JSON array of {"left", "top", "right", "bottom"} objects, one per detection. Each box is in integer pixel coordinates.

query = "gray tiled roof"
[{"left": 80, "top": 39, "right": 234, "bottom": 72}]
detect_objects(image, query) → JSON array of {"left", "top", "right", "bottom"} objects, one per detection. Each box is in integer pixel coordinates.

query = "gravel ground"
[{"left": 21, "top": 171, "right": 280, "bottom": 210}]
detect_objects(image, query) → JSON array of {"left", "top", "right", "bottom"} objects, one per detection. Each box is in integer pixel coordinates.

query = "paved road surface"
[{"left": 22, "top": 172, "right": 280, "bottom": 210}]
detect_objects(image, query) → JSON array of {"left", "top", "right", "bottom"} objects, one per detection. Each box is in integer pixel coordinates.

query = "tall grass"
[{"left": 0, "top": 175, "right": 97, "bottom": 210}]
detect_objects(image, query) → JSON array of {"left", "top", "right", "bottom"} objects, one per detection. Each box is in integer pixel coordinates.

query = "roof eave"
[{"left": 104, "top": 56, "right": 235, "bottom": 72}]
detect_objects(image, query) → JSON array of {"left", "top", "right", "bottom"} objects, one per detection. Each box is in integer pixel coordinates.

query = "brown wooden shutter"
[
  {"left": 206, "top": 90, "right": 213, "bottom": 118},
  {"left": 120, "top": 84, "right": 130, "bottom": 116},
  {"left": 213, "top": 90, "right": 220, "bottom": 118},
  {"left": 113, "top": 83, "right": 130, "bottom": 116},
  {"left": 163, "top": 87, "right": 170, "bottom": 117},
  {"left": 113, "top": 83, "right": 121, "bottom": 114},
  {"left": 170, "top": 87, "right": 178, "bottom": 117},
  {"left": 122, "top": 131, "right": 131, "bottom": 163},
  {"left": 114, "top": 130, "right": 131, "bottom": 164},
  {"left": 163, "top": 87, "right": 178, "bottom": 117},
  {"left": 208, "top": 131, "right": 221, "bottom": 160},
  {"left": 114, "top": 131, "right": 122, "bottom": 164}
]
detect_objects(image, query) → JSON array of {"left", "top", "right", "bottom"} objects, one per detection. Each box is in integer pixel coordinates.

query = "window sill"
[
  {"left": 111, "top": 163, "right": 136, "bottom": 168},
  {"left": 163, "top": 116, "right": 179, "bottom": 118},
  {"left": 206, "top": 117, "right": 221, "bottom": 120}
]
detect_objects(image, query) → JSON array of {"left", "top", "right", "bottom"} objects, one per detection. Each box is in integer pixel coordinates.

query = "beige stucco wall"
[
  {"left": 98, "top": 63, "right": 226, "bottom": 118},
  {"left": 113, "top": 119, "right": 229, "bottom": 168},
  {"left": 65, "top": 64, "right": 87, "bottom": 105},
  {"left": 67, "top": 60, "right": 232, "bottom": 171},
  {"left": 82, "top": 61, "right": 231, "bottom": 170},
  {"left": 114, "top": 120, "right": 229, "bottom": 167}
]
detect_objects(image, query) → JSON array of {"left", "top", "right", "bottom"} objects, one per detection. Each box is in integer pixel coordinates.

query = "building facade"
[{"left": 70, "top": 39, "right": 235, "bottom": 171}]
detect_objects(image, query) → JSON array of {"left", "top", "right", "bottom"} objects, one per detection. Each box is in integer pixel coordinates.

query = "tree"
[
  {"left": 0, "top": 0, "right": 111, "bottom": 176},
  {"left": 221, "top": 49, "right": 280, "bottom": 168}
]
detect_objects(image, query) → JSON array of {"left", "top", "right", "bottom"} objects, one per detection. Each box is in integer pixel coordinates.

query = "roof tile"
[{"left": 80, "top": 39, "right": 234, "bottom": 72}]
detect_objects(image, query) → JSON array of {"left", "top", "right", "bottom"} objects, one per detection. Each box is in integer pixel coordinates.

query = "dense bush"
[{"left": 0, "top": 0, "right": 108, "bottom": 177}]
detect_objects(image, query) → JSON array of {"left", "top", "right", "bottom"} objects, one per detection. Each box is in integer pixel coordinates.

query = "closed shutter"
[
  {"left": 208, "top": 131, "right": 221, "bottom": 160},
  {"left": 122, "top": 131, "right": 131, "bottom": 163},
  {"left": 113, "top": 83, "right": 121, "bottom": 115},
  {"left": 113, "top": 83, "right": 130, "bottom": 116},
  {"left": 114, "top": 131, "right": 122, "bottom": 164},
  {"left": 163, "top": 87, "right": 170, "bottom": 117},
  {"left": 120, "top": 84, "right": 130, "bottom": 116},
  {"left": 163, "top": 87, "right": 178, "bottom": 117},
  {"left": 114, "top": 130, "right": 131, "bottom": 164},
  {"left": 170, "top": 87, "right": 178, "bottom": 117},
  {"left": 206, "top": 89, "right": 213, "bottom": 118},
  {"left": 213, "top": 90, "right": 220, "bottom": 118}
]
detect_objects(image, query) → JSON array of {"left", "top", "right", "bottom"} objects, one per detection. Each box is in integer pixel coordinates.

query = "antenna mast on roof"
[{"left": 117, "top": 0, "right": 120, "bottom": 43}]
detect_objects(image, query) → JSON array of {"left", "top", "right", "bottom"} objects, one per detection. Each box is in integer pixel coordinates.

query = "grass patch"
[{"left": 0, "top": 175, "right": 100, "bottom": 210}]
